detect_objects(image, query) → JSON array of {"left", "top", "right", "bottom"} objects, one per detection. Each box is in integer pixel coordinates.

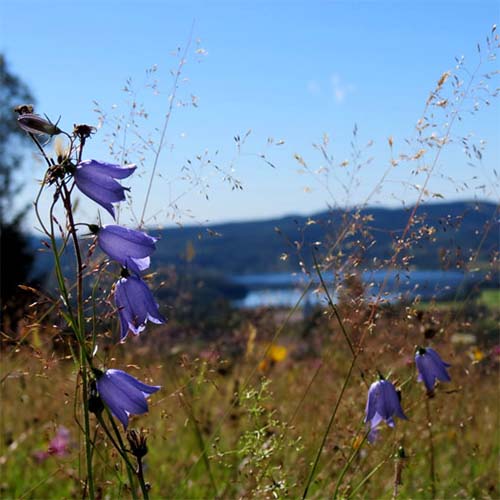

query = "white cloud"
[{"left": 330, "top": 73, "right": 355, "bottom": 103}]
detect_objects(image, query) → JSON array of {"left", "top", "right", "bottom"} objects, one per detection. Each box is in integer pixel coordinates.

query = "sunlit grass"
[{"left": 2, "top": 304, "right": 498, "bottom": 499}]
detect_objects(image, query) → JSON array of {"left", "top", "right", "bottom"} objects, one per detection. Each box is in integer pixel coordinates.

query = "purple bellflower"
[
  {"left": 94, "top": 224, "right": 157, "bottom": 275},
  {"left": 96, "top": 369, "right": 160, "bottom": 429},
  {"left": 74, "top": 160, "right": 136, "bottom": 219},
  {"left": 115, "top": 272, "right": 166, "bottom": 341},
  {"left": 415, "top": 347, "right": 451, "bottom": 394},
  {"left": 365, "top": 378, "right": 407, "bottom": 442}
]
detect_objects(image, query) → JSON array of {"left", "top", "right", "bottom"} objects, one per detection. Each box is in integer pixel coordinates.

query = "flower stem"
[
  {"left": 136, "top": 457, "right": 149, "bottom": 500},
  {"left": 312, "top": 252, "right": 356, "bottom": 357},
  {"left": 425, "top": 397, "right": 436, "bottom": 499},
  {"left": 97, "top": 413, "right": 139, "bottom": 500},
  {"left": 332, "top": 430, "right": 369, "bottom": 499},
  {"left": 60, "top": 179, "right": 95, "bottom": 499},
  {"left": 111, "top": 426, "right": 149, "bottom": 500},
  {"left": 139, "top": 22, "right": 194, "bottom": 227},
  {"left": 301, "top": 354, "right": 358, "bottom": 499},
  {"left": 80, "top": 361, "right": 95, "bottom": 499}
]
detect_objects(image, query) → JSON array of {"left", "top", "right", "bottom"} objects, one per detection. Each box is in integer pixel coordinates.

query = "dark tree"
[{"left": 0, "top": 54, "right": 38, "bottom": 335}]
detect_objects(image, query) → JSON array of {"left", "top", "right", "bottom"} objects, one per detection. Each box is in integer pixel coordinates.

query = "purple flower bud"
[
  {"left": 97, "top": 225, "right": 157, "bottom": 275},
  {"left": 96, "top": 369, "right": 160, "bottom": 429},
  {"left": 74, "top": 160, "right": 136, "bottom": 219},
  {"left": 415, "top": 347, "right": 451, "bottom": 394},
  {"left": 17, "top": 113, "right": 61, "bottom": 135},
  {"left": 115, "top": 274, "right": 166, "bottom": 341},
  {"left": 365, "top": 378, "right": 407, "bottom": 442}
]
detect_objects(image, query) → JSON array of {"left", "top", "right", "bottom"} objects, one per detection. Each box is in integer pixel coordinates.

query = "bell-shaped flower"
[
  {"left": 74, "top": 160, "right": 136, "bottom": 219},
  {"left": 17, "top": 113, "right": 61, "bottom": 136},
  {"left": 115, "top": 272, "right": 166, "bottom": 341},
  {"left": 415, "top": 347, "right": 451, "bottom": 394},
  {"left": 96, "top": 369, "right": 160, "bottom": 429},
  {"left": 92, "top": 224, "right": 157, "bottom": 275},
  {"left": 365, "top": 378, "right": 407, "bottom": 442}
]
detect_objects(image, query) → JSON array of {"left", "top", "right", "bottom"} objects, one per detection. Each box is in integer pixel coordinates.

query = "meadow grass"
[{"left": 1, "top": 299, "right": 499, "bottom": 499}]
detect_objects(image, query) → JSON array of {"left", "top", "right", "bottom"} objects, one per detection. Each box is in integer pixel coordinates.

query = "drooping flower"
[
  {"left": 114, "top": 272, "right": 166, "bottom": 341},
  {"left": 74, "top": 160, "right": 136, "bottom": 219},
  {"left": 365, "top": 378, "right": 407, "bottom": 442},
  {"left": 95, "top": 369, "right": 160, "bottom": 429},
  {"left": 92, "top": 224, "right": 157, "bottom": 275},
  {"left": 415, "top": 347, "right": 451, "bottom": 394},
  {"left": 17, "top": 113, "right": 61, "bottom": 136}
]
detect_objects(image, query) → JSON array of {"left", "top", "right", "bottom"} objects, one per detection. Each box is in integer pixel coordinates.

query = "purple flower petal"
[
  {"left": 364, "top": 378, "right": 407, "bottom": 441},
  {"left": 109, "top": 369, "right": 161, "bottom": 395},
  {"left": 415, "top": 347, "right": 451, "bottom": 392},
  {"left": 96, "top": 369, "right": 160, "bottom": 429},
  {"left": 364, "top": 381, "right": 378, "bottom": 422},
  {"left": 98, "top": 225, "right": 157, "bottom": 273},
  {"left": 78, "top": 160, "right": 136, "bottom": 179},
  {"left": 74, "top": 160, "right": 136, "bottom": 219},
  {"left": 416, "top": 355, "right": 435, "bottom": 392},
  {"left": 383, "top": 381, "right": 407, "bottom": 420},
  {"left": 115, "top": 275, "right": 166, "bottom": 341}
]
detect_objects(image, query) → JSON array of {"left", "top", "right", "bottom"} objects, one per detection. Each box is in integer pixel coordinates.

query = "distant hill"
[
  {"left": 29, "top": 200, "right": 498, "bottom": 279},
  {"left": 151, "top": 200, "right": 499, "bottom": 275}
]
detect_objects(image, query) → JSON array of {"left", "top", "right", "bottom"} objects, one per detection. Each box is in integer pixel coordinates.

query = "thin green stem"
[
  {"left": 426, "top": 397, "right": 436, "bottom": 499},
  {"left": 60, "top": 180, "right": 95, "bottom": 499},
  {"left": 312, "top": 251, "right": 356, "bottom": 357},
  {"left": 332, "top": 430, "right": 369, "bottom": 499},
  {"left": 301, "top": 354, "right": 358, "bottom": 499},
  {"left": 107, "top": 415, "right": 150, "bottom": 500},
  {"left": 348, "top": 454, "right": 391, "bottom": 499},
  {"left": 178, "top": 381, "right": 217, "bottom": 497},
  {"left": 255, "top": 360, "right": 324, "bottom": 487},
  {"left": 139, "top": 22, "right": 194, "bottom": 226},
  {"left": 98, "top": 414, "right": 138, "bottom": 500},
  {"left": 80, "top": 361, "right": 94, "bottom": 499}
]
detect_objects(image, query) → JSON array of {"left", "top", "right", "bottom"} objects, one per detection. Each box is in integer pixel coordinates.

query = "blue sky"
[{"left": 2, "top": 0, "right": 499, "bottom": 230}]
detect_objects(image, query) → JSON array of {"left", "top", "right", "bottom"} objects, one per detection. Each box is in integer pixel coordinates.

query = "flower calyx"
[{"left": 127, "top": 429, "right": 149, "bottom": 458}]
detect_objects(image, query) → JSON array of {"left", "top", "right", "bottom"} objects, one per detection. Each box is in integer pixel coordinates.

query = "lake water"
[{"left": 231, "top": 270, "right": 481, "bottom": 309}]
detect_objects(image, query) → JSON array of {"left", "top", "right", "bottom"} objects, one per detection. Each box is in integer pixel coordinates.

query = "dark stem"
[
  {"left": 392, "top": 448, "right": 406, "bottom": 499},
  {"left": 97, "top": 413, "right": 139, "bottom": 500},
  {"left": 107, "top": 414, "right": 150, "bottom": 500},
  {"left": 137, "top": 458, "right": 149, "bottom": 500},
  {"left": 28, "top": 133, "right": 53, "bottom": 167}
]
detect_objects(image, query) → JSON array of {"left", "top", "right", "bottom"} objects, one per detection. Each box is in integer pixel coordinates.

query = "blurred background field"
[
  {"left": 1, "top": 1, "right": 499, "bottom": 498},
  {"left": 2, "top": 289, "right": 499, "bottom": 498}
]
